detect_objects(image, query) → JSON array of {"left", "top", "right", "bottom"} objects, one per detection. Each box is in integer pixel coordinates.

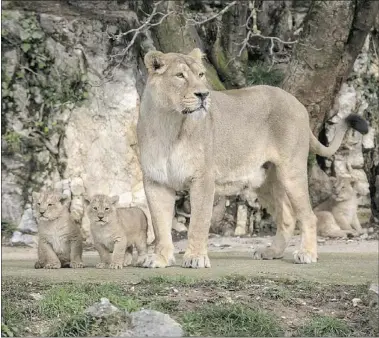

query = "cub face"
[
  {"left": 85, "top": 194, "right": 119, "bottom": 226},
  {"left": 32, "top": 190, "right": 69, "bottom": 221},
  {"left": 331, "top": 177, "right": 355, "bottom": 202}
]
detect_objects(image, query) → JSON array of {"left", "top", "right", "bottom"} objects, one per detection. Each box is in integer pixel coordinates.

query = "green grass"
[
  {"left": 181, "top": 303, "right": 283, "bottom": 337},
  {"left": 39, "top": 283, "right": 140, "bottom": 319},
  {"left": 246, "top": 61, "right": 285, "bottom": 87},
  {"left": 299, "top": 315, "right": 352, "bottom": 337}
]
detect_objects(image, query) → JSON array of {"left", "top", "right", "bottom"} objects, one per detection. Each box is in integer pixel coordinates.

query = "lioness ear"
[
  {"left": 110, "top": 195, "right": 119, "bottom": 205},
  {"left": 144, "top": 51, "right": 166, "bottom": 74},
  {"left": 188, "top": 48, "right": 204, "bottom": 62}
]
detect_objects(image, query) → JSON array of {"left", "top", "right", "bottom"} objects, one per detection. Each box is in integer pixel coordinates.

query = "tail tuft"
[{"left": 345, "top": 114, "right": 369, "bottom": 135}]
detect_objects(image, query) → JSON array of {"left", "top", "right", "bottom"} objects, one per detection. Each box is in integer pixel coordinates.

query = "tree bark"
[
  {"left": 282, "top": 1, "right": 355, "bottom": 134},
  {"left": 210, "top": 1, "right": 249, "bottom": 88}
]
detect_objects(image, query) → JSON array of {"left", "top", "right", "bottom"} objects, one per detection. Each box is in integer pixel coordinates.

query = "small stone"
[
  {"left": 30, "top": 292, "right": 44, "bottom": 301},
  {"left": 85, "top": 298, "right": 120, "bottom": 318},
  {"left": 121, "top": 309, "right": 183, "bottom": 337},
  {"left": 317, "top": 238, "right": 326, "bottom": 244},
  {"left": 172, "top": 288, "right": 179, "bottom": 294},
  {"left": 360, "top": 233, "right": 369, "bottom": 240},
  {"left": 352, "top": 298, "right": 362, "bottom": 307}
]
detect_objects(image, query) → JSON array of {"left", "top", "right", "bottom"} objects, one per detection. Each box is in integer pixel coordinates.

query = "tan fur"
[
  {"left": 137, "top": 48, "right": 367, "bottom": 268},
  {"left": 33, "top": 189, "right": 84, "bottom": 269},
  {"left": 85, "top": 194, "right": 148, "bottom": 269},
  {"left": 314, "top": 177, "right": 365, "bottom": 238}
]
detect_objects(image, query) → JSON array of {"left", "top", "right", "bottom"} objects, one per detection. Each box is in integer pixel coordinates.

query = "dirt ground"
[{"left": 2, "top": 236, "right": 378, "bottom": 284}]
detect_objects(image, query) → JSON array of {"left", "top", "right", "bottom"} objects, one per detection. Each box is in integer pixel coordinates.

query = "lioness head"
[
  {"left": 144, "top": 48, "right": 210, "bottom": 118},
  {"left": 85, "top": 194, "right": 119, "bottom": 226},
  {"left": 331, "top": 177, "right": 356, "bottom": 202},
  {"left": 32, "top": 189, "right": 69, "bottom": 221}
]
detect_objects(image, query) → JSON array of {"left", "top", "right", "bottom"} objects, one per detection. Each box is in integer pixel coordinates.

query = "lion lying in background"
[
  {"left": 137, "top": 48, "right": 369, "bottom": 268},
  {"left": 85, "top": 194, "right": 148, "bottom": 269},
  {"left": 314, "top": 176, "right": 366, "bottom": 238},
  {"left": 33, "top": 189, "right": 84, "bottom": 269}
]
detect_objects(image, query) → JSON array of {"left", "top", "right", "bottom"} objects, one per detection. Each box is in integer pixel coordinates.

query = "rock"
[
  {"left": 70, "top": 177, "right": 85, "bottom": 196},
  {"left": 11, "top": 231, "right": 37, "bottom": 247},
  {"left": 368, "top": 283, "right": 378, "bottom": 307},
  {"left": 308, "top": 165, "right": 332, "bottom": 207},
  {"left": 121, "top": 309, "right": 183, "bottom": 337},
  {"left": 352, "top": 298, "right": 362, "bottom": 307},
  {"left": 360, "top": 233, "right": 369, "bottom": 240},
  {"left": 234, "top": 204, "right": 248, "bottom": 236},
  {"left": 17, "top": 208, "right": 38, "bottom": 234},
  {"left": 85, "top": 298, "right": 120, "bottom": 318},
  {"left": 172, "top": 218, "right": 187, "bottom": 233}
]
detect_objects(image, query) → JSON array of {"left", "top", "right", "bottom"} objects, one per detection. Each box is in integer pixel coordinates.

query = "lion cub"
[
  {"left": 314, "top": 177, "right": 365, "bottom": 238},
  {"left": 85, "top": 194, "right": 148, "bottom": 269},
  {"left": 33, "top": 189, "right": 84, "bottom": 269}
]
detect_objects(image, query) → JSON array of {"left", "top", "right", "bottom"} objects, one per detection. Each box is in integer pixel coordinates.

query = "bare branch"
[{"left": 187, "top": 1, "right": 237, "bottom": 26}]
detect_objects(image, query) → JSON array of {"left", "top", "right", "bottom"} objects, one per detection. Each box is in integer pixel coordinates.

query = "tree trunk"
[
  {"left": 282, "top": 1, "right": 355, "bottom": 134},
  {"left": 210, "top": 1, "right": 249, "bottom": 88}
]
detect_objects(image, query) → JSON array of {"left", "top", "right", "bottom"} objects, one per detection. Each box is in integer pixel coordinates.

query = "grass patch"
[
  {"left": 299, "top": 315, "right": 352, "bottom": 337},
  {"left": 39, "top": 283, "right": 140, "bottom": 318},
  {"left": 181, "top": 303, "right": 283, "bottom": 337}
]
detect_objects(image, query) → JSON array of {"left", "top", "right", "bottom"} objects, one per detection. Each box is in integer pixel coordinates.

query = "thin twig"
[{"left": 187, "top": 1, "right": 237, "bottom": 25}]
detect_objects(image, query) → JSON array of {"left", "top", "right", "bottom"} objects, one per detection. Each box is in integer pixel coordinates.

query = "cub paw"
[
  {"left": 44, "top": 262, "right": 61, "bottom": 269},
  {"left": 142, "top": 254, "right": 174, "bottom": 268},
  {"left": 70, "top": 261, "right": 84, "bottom": 269},
  {"left": 251, "top": 246, "right": 283, "bottom": 260},
  {"left": 96, "top": 262, "right": 108, "bottom": 269},
  {"left": 182, "top": 253, "right": 211, "bottom": 268},
  {"left": 109, "top": 262, "right": 123, "bottom": 269},
  {"left": 293, "top": 249, "right": 317, "bottom": 264}
]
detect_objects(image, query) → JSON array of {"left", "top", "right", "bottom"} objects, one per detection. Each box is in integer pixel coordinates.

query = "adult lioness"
[{"left": 137, "top": 48, "right": 368, "bottom": 268}]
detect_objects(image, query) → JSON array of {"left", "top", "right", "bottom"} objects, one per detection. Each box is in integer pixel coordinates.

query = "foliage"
[
  {"left": 181, "top": 303, "right": 283, "bottom": 337},
  {"left": 246, "top": 61, "right": 285, "bottom": 87},
  {"left": 1, "top": 221, "right": 17, "bottom": 239},
  {"left": 299, "top": 315, "right": 352, "bottom": 337},
  {"left": 3, "top": 131, "right": 21, "bottom": 153},
  {"left": 1, "top": 13, "right": 90, "bottom": 151}
]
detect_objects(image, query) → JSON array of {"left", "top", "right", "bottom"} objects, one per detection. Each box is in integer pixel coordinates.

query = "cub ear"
[
  {"left": 83, "top": 194, "right": 91, "bottom": 207},
  {"left": 188, "top": 48, "right": 204, "bottom": 62},
  {"left": 32, "top": 192, "right": 40, "bottom": 203},
  {"left": 144, "top": 50, "right": 167, "bottom": 75},
  {"left": 110, "top": 195, "right": 119, "bottom": 205}
]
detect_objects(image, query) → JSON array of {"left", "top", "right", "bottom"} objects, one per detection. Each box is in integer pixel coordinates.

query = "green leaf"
[
  {"left": 21, "top": 43, "right": 31, "bottom": 53},
  {"left": 82, "top": 92, "right": 89, "bottom": 99},
  {"left": 38, "top": 62, "right": 46, "bottom": 69},
  {"left": 43, "top": 127, "right": 49, "bottom": 134},
  {"left": 20, "top": 31, "right": 30, "bottom": 41},
  {"left": 31, "top": 31, "right": 43, "bottom": 39}
]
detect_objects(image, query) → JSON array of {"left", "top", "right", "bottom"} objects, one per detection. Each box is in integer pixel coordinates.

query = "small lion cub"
[
  {"left": 85, "top": 194, "right": 148, "bottom": 269},
  {"left": 33, "top": 189, "right": 84, "bottom": 269},
  {"left": 314, "top": 176, "right": 365, "bottom": 238}
]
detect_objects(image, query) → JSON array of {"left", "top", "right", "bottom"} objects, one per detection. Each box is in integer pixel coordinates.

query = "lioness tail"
[{"left": 309, "top": 114, "right": 368, "bottom": 158}]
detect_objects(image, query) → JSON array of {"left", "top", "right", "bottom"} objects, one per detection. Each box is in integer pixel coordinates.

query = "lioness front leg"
[
  {"left": 94, "top": 242, "right": 111, "bottom": 269},
  {"left": 142, "top": 180, "right": 176, "bottom": 268},
  {"left": 182, "top": 176, "right": 215, "bottom": 268},
  {"left": 35, "top": 240, "right": 61, "bottom": 269},
  {"left": 109, "top": 238, "right": 127, "bottom": 269},
  {"left": 69, "top": 239, "right": 84, "bottom": 268}
]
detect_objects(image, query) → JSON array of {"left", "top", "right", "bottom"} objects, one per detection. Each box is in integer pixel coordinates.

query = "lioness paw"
[
  {"left": 251, "top": 247, "right": 283, "bottom": 260},
  {"left": 96, "top": 262, "right": 108, "bottom": 269},
  {"left": 34, "top": 261, "right": 43, "bottom": 269},
  {"left": 293, "top": 250, "right": 317, "bottom": 264},
  {"left": 142, "top": 254, "right": 174, "bottom": 268},
  {"left": 44, "top": 262, "right": 61, "bottom": 269},
  {"left": 70, "top": 261, "right": 84, "bottom": 269},
  {"left": 109, "top": 262, "right": 123, "bottom": 269},
  {"left": 182, "top": 254, "right": 211, "bottom": 268}
]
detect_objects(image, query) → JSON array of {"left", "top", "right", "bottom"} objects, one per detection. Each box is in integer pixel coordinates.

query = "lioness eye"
[
  {"left": 93, "top": 207, "right": 97, "bottom": 210},
  {"left": 37, "top": 203, "right": 40, "bottom": 206},
  {"left": 199, "top": 72, "right": 205, "bottom": 78},
  {"left": 176, "top": 73, "right": 185, "bottom": 79},
  {"left": 105, "top": 207, "right": 110, "bottom": 211}
]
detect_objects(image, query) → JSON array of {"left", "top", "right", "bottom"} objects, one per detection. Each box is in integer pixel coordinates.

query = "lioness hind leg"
[
  {"left": 279, "top": 168, "right": 317, "bottom": 264},
  {"left": 124, "top": 246, "right": 133, "bottom": 267},
  {"left": 142, "top": 181, "right": 176, "bottom": 268},
  {"left": 252, "top": 191, "right": 295, "bottom": 260}
]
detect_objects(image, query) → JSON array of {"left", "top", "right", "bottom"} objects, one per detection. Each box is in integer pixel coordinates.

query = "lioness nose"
[{"left": 194, "top": 91, "right": 209, "bottom": 101}]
